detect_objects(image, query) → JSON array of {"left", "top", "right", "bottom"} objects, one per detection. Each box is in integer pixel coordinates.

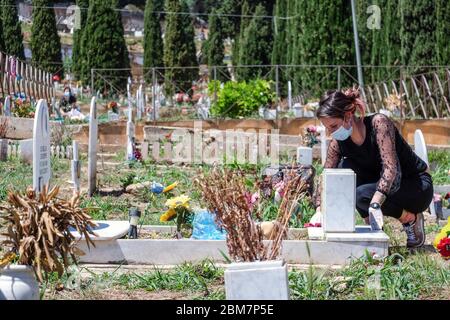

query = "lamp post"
[
  {"left": 351, "top": 0, "right": 364, "bottom": 89},
  {"left": 128, "top": 208, "right": 141, "bottom": 239}
]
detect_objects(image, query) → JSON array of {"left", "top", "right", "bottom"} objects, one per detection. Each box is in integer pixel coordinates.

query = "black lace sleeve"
[
  {"left": 372, "top": 114, "right": 402, "bottom": 196},
  {"left": 314, "top": 139, "right": 341, "bottom": 208}
]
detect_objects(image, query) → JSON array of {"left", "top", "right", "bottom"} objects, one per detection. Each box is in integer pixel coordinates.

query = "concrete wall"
[
  {"left": 6, "top": 117, "right": 443, "bottom": 147},
  {"left": 0, "top": 116, "right": 66, "bottom": 141}
]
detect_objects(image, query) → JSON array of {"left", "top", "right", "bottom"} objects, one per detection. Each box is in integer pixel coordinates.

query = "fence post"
[
  {"left": 275, "top": 65, "right": 280, "bottom": 106},
  {"left": 337, "top": 66, "right": 341, "bottom": 90},
  {"left": 213, "top": 66, "right": 218, "bottom": 105},
  {"left": 91, "top": 69, "right": 94, "bottom": 96},
  {"left": 152, "top": 68, "right": 156, "bottom": 122}
]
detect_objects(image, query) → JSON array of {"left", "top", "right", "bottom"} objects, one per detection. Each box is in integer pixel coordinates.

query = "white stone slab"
[
  {"left": 87, "top": 97, "right": 97, "bottom": 197},
  {"left": 32, "top": 99, "right": 51, "bottom": 192},
  {"left": 413, "top": 129, "right": 435, "bottom": 217},
  {"left": 72, "top": 220, "right": 130, "bottom": 241},
  {"left": 307, "top": 227, "right": 324, "bottom": 240},
  {"left": 414, "top": 129, "right": 429, "bottom": 166},
  {"left": 76, "top": 237, "right": 389, "bottom": 266},
  {"left": 326, "top": 226, "right": 389, "bottom": 242},
  {"left": 225, "top": 261, "right": 289, "bottom": 300},
  {"left": 322, "top": 169, "right": 356, "bottom": 233},
  {"left": 297, "top": 146, "right": 313, "bottom": 165},
  {"left": 19, "top": 138, "right": 33, "bottom": 164}
]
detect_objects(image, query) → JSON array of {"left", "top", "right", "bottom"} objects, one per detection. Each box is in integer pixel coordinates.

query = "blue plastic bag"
[{"left": 191, "top": 209, "right": 226, "bottom": 240}]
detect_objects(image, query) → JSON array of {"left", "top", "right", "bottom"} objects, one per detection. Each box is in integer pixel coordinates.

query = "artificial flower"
[
  {"left": 165, "top": 195, "right": 190, "bottom": 210},
  {"left": 163, "top": 181, "right": 178, "bottom": 193},
  {"left": 436, "top": 237, "right": 450, "bottom": 259},
  {"left": 160, "top": 208, "right": 177, "bottom": 222}
]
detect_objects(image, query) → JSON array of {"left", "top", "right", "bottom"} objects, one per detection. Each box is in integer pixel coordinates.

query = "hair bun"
[{"left": 343, "top": 86, "right": 360, "bottom": 101}]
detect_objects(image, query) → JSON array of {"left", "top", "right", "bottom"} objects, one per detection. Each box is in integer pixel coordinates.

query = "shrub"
[{"left": 209, "top": 79, "right": 275, "bottom": 118}]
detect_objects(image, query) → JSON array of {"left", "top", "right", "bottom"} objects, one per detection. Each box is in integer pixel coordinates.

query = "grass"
[
  {"left": 80, "top": 196, "right": 131, "bottom": 220},
  {"left": 43, "top": 251, "right": 449, "bottom": 300},
  {"left": 428, "top": 150, "right": 450, "bottom": 185}
]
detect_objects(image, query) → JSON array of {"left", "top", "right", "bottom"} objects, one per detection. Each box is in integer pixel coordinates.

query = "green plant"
[
  {"left": 120, "top": 172, "right": 136, "bottom": 190},
  {"left": 209, "top": 79, "right": 276, "bottom": 118}
]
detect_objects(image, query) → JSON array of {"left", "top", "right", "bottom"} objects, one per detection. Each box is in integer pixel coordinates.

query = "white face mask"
[
  {"left": 331, "top": 118, "right": 353, "bottom": 141},
  {"left": 64, "top": 91, "right": 70, "bottom": 97}
]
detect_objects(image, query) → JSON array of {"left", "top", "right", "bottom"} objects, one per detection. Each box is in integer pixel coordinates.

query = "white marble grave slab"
[
  {"left": 225, "top": 260, "right": 289, "bottom": 300},
  {"left": 87, "top": 97, "right": 98, "bottom": 196},
  {"left": 326, "top": 226, "right": 389, "bottom": 242},
  {"left": 32, "top": 100, "right": 51, "bottom": 192},
  {"left": 297, "top": 146, "right": 313, "bottom": 165},
  {"left": 71, "top": 220, "right": 130, "bottom": 241},
  {"left": 322, "top": 169, "right": 356, "bottom": 233}
]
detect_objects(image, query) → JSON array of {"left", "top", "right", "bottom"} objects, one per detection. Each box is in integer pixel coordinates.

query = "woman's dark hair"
[{"left": 316, "top": 86, "right": 365, "bottom": 119}]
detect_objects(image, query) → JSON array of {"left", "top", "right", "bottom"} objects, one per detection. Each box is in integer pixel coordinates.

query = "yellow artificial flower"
[
  {"left": 160, "top": 208, "right": 177, "bottom": 222},
  {"left": 163, "top": 181, "right": 178, "bottom": 193},
  {"left": 433, "top": 217, "right": 450, "bottom": 248},
  {"left": 165, "top": 195, "right": 190, "bottom": 210}
]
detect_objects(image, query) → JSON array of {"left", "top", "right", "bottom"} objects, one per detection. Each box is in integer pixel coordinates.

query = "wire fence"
[{"left": 91, "top": 65, "right": 450, "bottom": 120}]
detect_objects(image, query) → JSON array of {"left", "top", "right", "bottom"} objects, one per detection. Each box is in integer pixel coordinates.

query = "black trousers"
[{"left": 339, "top": 159, "right": 434, "bottom": 219}]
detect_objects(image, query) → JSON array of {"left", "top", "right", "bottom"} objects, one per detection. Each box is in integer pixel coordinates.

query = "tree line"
[{"left": 0, "top": 0, "right": 448, "bottom": 96}]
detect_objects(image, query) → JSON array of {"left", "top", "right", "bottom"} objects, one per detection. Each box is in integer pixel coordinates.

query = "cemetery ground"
[{"left": 0, "top": 150, "right": 449, "bottom": 300}]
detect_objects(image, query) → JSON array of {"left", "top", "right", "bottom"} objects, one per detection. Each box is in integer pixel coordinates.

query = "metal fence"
[{"left": 92, "top": 65, "right": 450, "bottom": 120}]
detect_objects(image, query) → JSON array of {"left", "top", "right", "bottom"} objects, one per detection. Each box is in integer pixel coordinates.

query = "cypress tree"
[
  {"left": 205, "top": 9, "right": 229, "bottom": 82},
  {"left": 163, "top": 0, "right": 198, "bottom": 97},
  {"left": 237, "top": 4, "right": 272, "bottom": 81},
  {"left": 80, "top": 0, "right": 130, "bottom": 94},
  {"left": 233, "top": 0, "right": 251, "bottom": 72},
  {"left": 271, "top": 0, "right": 288, "bottom": 66},
  {"left": 0, "top": 4, "right": 6, "bottom": 54},
  {"left": 400, "top": 0, "right": 436, "bottom": 74},
  {"left": 1, "top": 0, "right": 25, "bottom": 59},
  {"left": 144, "top": 0, "right": 164, "bottom": 83},
  {"left": 30, "top": 0, "right": 63, "bottom": 77},
  {"left": 436, "top": 0, "right": 450, "bottom": 65},
  {"left": 71, "top": 0, "right": 89, "bottom": 80},
  {"left": 218, "top": 0, "right": 242, "bottom": 39}
]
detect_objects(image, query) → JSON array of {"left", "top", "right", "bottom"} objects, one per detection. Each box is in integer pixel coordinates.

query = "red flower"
[
  {"left": 306, "top": 125, "right": 317, "bottom": 133},
  {"left": 444, "top": 192, "right": 450, "bottom": 200},
  {"left": 437, "top": 237, "right": 450, "bottom": 259}
]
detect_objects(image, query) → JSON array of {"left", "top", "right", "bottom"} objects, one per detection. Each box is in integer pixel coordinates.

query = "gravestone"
[
  {"left": 126, "top": 120, "right": 135, "bottom": 161},
  {"left": 87, "top": 97, "right": 98, "bottom": 197},
  {"left": 297, "top": 146, "right": 312, "bottom": 165},
  {"left": 71, "top": 140, "right": 81, "bottom": 194},
  {"left": 136, "top": 89, "right": 141, "bottom": 120},
  {"left": 32, "top": 99, "right": 51, "bottom": 192},
  {"left": 322, "top": 169, "right": 356, "bottom": 233},
  {"left": 4, "top": 96, "right": 11, "bottom": 116},
  {"left": 414, "top": 129, "right": 435, "bottom": 217},
  {"left": 317, "top": 125, "right": 327, "bottom": 165},
  {"left": 414, "top": 129, "right": 429, "bottom": 166}
]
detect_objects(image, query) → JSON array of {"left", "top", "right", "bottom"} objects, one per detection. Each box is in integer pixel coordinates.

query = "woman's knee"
[{"left": 356, "top": 184, "right": 376, "bottom": 207}]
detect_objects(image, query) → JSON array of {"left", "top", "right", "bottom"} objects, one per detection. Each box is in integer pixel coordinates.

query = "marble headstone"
[
  {"left": 87, "top": 97, "right": 98, "bottom": 197},
  {"left": 414, "top": 129, "right": 435, "bottom": 216},
  {"left": 297, "top": 146, "right": 313, "bottom": 166},
  {"left": 32, "top": 99, "right": 51, "bottom": 192},
  {"left": 322, "top": 169, "right": 356, "bottom": 233},
  {"left": 287, "top": 81, "right": 292, "bottom": 110},
  {"left": 71, "top": 140, "right": 81, "bottom": 194}
]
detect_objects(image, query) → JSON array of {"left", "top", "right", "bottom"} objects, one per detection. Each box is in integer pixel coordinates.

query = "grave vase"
[
  {"left": 224, "top": 260, "right": 290, "bottom": 300},
  {"left": 0, "top": 265, "right": 39, "bottom": 300},
  {"left": 0, "top": 138, "right": 8, "bottom": 161}
]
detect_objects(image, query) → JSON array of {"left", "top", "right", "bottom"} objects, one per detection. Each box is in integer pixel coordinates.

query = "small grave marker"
[
  {"left": 88, "top": 97, "right": 98, "bottom": 197},
  {"left": 32, "top": 99, "right": 51, "bottom": 192}
]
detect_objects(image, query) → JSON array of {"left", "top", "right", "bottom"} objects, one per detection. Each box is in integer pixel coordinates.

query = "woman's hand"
[{"left": 368, "top": 205, "right": 384, "bottom": 231}]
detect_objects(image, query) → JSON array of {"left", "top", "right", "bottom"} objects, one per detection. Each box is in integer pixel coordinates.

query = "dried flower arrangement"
[
  {"left": 0, "top": 185, "right": 97, "bottom": 282},
  {"left": 196, "top": 166, "right": 308, "bottom": 262},
  {"left": 0, "top": 117, "right": 9, "bottom": 138}
]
